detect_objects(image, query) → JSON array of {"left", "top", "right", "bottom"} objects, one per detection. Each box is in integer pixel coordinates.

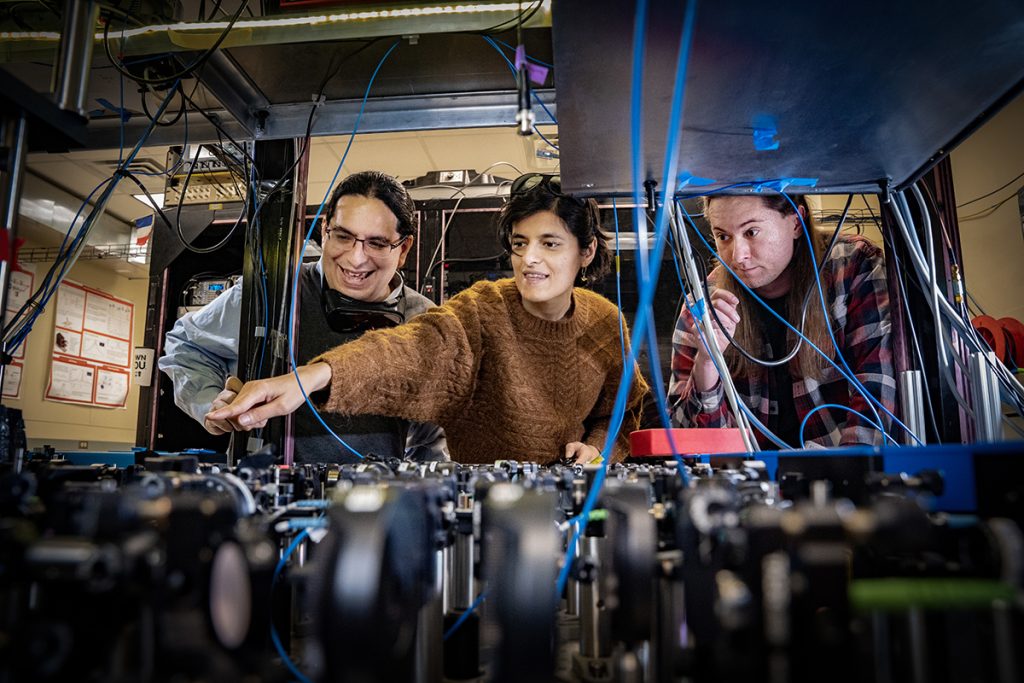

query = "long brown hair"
[{"left": 704, "top": 195, "right": 834, "bottom": 380}]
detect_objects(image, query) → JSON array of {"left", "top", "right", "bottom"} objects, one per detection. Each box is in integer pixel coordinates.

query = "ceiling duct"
[
  {"left": 95, "top": 157, "right": 167, "bottom": 177},
  {"left": 19, "top": 170, "right": 132, "bottom": 247}
]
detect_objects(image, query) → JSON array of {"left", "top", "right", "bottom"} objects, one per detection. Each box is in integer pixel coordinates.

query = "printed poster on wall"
[
  {"left": 45, "top": 281, "right": 133, "bottom": 408},
  {"left": 4, "top": 265, "right": 34, "bottom": 358},
  {"left": 1, "top": 265, "right": 34, "bottom": 400},
  {"left": 1, "top": 363, "right": 22, "bottom": 400}
]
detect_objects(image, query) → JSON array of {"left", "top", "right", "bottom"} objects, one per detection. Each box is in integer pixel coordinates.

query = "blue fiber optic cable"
[
  {"left": 7, "top": 82, "right": 182, "bottom": 348},
  {"left": 611, "top": 198, "right": 627, "bottom": 368},
  {"left": 675, "top": 198, "right": 921, "bottom": 446},
  {"left": 783, "top": 191, "right": 917, "bottom": 445},
  {"left": 5, "top": 178, "right": 112, "bottom": 348},
  {"left": 615, "top": 200, "right": 689, "bottom": 480},
  {"left": 285, "top": 40, "right": 400, "bottom": 460},
  {"left": 489, "top": 37, "right": 554, "bottom": 68},
  {"left": 443, "top": 591, "right": 488, "bottom": 641},
  {"left": 481, "top": 35, "right": 557, "bottom": 124},
  {"left": 481, "top": 35, "right": 558, "bottom": 151},
  {"left": 270, "top": 528, "right": 313, "bottom": 683},
  {"left": 779, "top": 191, "right": 887, "bottom": 435},
  {"left": 664, "top": 221, "right": 793, "bottom": 449},
  {"left": 556, "top": 0, "right": 699, "bottom": 598},
  {"left": 799, "top": 404, "right": 890, "bottom": 448}
]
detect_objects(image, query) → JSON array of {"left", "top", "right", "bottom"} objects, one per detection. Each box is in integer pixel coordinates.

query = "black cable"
[
  {"left": 98, "top": 3, "right": 147, "bottom": 27},
  {"left": 475, "top": 0, "right": 544, "bottom": 36},
  {"left": 176, "top": 87, "right": 260, "bottom": 170},
  {"left": 958, "top": 192, "right": 1019, "bottom": 221},
  {"left": 697, "top": 195, "right": 853, "bottom": 368},
  {"left": 209, "top": 133, "right": 250, "bottom": 189},
  {"left": 209, "top": 1, "right": 227, "bottom": 20},
  {"left": 255, "top": 38, "right": 388, "bottom": 210},
  {"left": 120, "top": 169, "right": 177, "bottom": 228},
  {"left": 172, "top": 144, "right": 251, "bottom": 254},
  {"left": 102, "top": 0, "right": 248, "bottom": 87},
  {"left": 421, "top": 254, "right": 506, "bottom": 284},
  {"left": 956, "top": 168, "right": 1024, "bottom": 208},
  {"left": 138, "top": 81, "right": 186, "bottom": 126}
]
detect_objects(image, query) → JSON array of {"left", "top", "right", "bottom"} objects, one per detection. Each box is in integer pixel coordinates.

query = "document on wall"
[
  {"left": 45, "top": 281, "right": 134, "bottom": 408},
  {"left": 3, "top": 310, "right": 27, "bottom": 360},
  {"left": 46, "top": 358, "right": 95, "bottom": 404},
  {"left": 1, "top": 362, "right": 22, "bottom": 400},
  {"left": 4, "top": 265, "right": 34, "bottom": 361},
  {"left": 95, "top": 367, "right": 129, "bottom": 407}
]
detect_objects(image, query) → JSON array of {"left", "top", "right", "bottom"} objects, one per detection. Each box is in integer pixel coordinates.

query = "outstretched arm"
[
  {"left": 158, "top": 284, "right": 241, "bottom": 430},
  {"left": 206, "top": 363, "right": 333, "bottom": 429},
  {"left": 208, "top": 296, "right": 482, "bottom": 431}
]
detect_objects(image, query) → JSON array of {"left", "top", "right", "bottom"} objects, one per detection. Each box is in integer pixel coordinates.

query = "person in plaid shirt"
[{"left": 668, "top": 194, "right": 896, "bottom": 448}]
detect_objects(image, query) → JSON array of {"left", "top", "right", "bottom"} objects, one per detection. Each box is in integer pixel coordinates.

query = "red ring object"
[
  {"left": 998, "top": 317, "right": 1024, "bottom": 368},
  {"left": 971, "top": 315, "right": 1006, "bottom": 363}
]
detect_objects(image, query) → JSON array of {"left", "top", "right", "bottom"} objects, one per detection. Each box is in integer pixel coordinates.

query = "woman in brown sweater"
[{"left": 208, "top": 174, "right": 649, "bottom": 465}]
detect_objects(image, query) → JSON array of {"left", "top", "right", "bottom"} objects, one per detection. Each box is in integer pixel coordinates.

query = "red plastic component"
[{"left": 629, "top": 428, "right": 746, "bottom": 457}]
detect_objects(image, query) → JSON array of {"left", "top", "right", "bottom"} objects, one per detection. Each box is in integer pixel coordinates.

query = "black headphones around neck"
[{"left": 321, "top": 278, "right": 406, "bottom": 334}]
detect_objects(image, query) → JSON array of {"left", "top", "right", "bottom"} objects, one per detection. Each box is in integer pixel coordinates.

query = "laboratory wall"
[{"left": 6, "top": 237, "right": 149, "bottom": 451}]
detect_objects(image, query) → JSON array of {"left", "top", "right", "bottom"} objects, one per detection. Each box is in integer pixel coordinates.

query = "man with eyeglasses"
[{"left": 159, "top": 171, "right": 447, "bottom": 463}]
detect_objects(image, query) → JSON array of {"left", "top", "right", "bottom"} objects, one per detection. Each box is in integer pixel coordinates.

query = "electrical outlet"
[{"left": 439, "top": 170, "right": 466, "bottom": 183}]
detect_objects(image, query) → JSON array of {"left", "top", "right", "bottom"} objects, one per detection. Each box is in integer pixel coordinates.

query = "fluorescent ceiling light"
[{"left": 133, "top": 192, "right": 165, "bottom": 210}]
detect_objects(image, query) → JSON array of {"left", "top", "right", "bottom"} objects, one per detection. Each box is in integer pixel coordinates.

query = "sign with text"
[{"left": 133, "top": 347, "right": 155, "bottom": 387}]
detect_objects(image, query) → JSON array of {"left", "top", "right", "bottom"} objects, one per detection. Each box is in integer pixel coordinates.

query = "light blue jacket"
[{"left": 158, "top": 262, "right": 448, "bottom": 460}]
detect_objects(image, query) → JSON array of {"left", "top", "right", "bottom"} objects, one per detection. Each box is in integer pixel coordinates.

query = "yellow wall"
[
  {"left": 815, "top": 87, "right": 1023, "bottom": 325},
  {"left": 814, "top": 193, "right": 884, "bottom": 246},
  {"left": 950, "top": 93, "right": 1024, "bottom": 322},
  {"left": 5, "top": 239, "right": 149, "bottom": 451}
]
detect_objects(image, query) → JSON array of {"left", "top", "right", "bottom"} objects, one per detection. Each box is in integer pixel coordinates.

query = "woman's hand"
[
  {"left": 564, "top": 441, "right": 602, "bottom": 464},
  {"left": 205, "top": 363, "right": 333, "bottom": 431},
  {"left": 677, "top": 289, "right": 740, "bottom": 391}
]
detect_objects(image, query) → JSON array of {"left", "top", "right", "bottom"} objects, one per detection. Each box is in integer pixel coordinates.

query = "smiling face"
[
  {"left": 706, "top": 196, "right": 803, "bottom": 298},
  {"left": 320, "top": 194, "right": 413, "bottom": 302},
  {"left": 509, "top": 210, "right": 596, "bottom": 321}
]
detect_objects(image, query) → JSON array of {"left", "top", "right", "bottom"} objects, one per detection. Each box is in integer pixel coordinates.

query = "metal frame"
[{"left": 86, "top": 90, "right": 556, "bottom": 148}]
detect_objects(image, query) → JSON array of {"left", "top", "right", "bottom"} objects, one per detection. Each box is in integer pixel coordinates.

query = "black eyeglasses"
[
  {"left": 325, "top": 227, "right": 408, "bottom": 255},
  {"left": 509, "top": 173, "right": 585, "bottom": 205}
]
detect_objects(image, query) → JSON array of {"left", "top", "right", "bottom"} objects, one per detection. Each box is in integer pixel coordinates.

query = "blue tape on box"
[
  {"left": 677, "top": 171, "right": 716, "bottom": 189},
  {"left": 752, "top": 114, "right": 779, "bottom": 151},
  {"left": 754, "top": 178, "right": 819, "bottom": 192}
]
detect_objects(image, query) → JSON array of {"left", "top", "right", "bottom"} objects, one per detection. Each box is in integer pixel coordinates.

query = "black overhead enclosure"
[{"left": 552, "top": 0, "right": 1024, "bottom": 196}]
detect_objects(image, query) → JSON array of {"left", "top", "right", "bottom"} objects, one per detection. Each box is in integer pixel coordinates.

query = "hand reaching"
[
  {"left": 205, "top": 363, "right": 333, "bottom": 431},
  {"left": 564, "top": 441, "right": 602, "bottom": 464},
  {"left": 677, "top": 289, "right": 740, "bottom": 391},
  {"left": 204, "top": 376, "right": 244, "bottom": 435}
]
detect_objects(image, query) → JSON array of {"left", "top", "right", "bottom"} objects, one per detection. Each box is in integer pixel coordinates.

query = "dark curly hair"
[
  {"left": 325, "top": 171, "right": 416, "bottom": 237},
  {"left": 496, "top": 183, "right": 611, "bottom": 280}
]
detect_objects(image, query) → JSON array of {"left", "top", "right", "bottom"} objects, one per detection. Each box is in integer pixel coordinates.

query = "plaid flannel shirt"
[{"left": 668, "top": 235, "right": 896, "bottom": 448}]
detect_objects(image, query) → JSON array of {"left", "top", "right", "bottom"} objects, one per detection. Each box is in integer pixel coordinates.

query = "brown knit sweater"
[{"left": 310, "top": 278, "right": 649, "bottom": 464}]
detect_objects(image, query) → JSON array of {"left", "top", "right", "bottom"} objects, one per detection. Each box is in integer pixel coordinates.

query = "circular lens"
[{"left": 209, "top": 541, "right": 251, "bottom": 649}]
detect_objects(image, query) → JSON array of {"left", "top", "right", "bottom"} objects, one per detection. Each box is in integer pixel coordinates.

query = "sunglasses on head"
[{"left": 509, "top": 173, "right": 586, "bottom": 206}]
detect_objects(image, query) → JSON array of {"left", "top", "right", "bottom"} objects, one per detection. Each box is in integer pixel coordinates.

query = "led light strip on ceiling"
[{"left": 0, "top": 1, "right": 552, "bottom": 57}]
